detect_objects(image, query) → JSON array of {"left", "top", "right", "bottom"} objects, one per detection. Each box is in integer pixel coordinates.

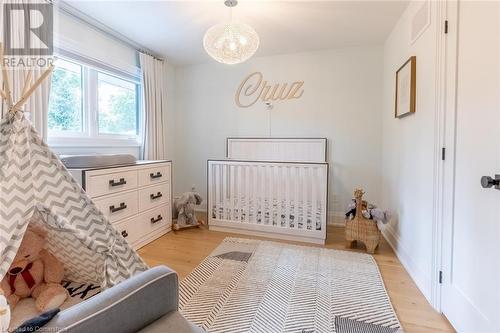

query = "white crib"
[{"left": 208, "top": 138, "right": 329, "bottom": 244}]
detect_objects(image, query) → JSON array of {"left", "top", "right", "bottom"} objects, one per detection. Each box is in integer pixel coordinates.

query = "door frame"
[{"left": 435, "top": 0, "right": 459, "bottom": 312}]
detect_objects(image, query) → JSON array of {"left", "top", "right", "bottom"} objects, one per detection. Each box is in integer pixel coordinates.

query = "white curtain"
[
  {"left": 0, "top": 0, "right": 52, "bottom": 140},
  {"left": 139, "top": 52, "right": 168, "bottom": 160}
]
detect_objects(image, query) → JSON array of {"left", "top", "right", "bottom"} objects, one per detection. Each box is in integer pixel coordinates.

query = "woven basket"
[{"left": 345, "top": 189, "right": 380, "bottom": 254}]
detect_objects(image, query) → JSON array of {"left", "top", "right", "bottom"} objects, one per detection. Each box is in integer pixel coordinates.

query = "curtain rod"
[{"left": 54, "top": 0, "right": 165, "bottom": 62}]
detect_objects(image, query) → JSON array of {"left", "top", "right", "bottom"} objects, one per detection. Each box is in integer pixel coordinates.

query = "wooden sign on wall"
[{"left": 235, "top": 72, "right": 305, "bottom": 108}]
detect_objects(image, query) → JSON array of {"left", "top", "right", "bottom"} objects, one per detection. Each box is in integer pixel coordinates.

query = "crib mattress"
[{"left": 212, "top": 198, "right": 323, "bottom": 231}]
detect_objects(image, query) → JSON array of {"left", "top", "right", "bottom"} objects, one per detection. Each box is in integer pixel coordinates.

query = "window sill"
[{"left": 48, "top": 136, "right": 141, "bottom": 148}]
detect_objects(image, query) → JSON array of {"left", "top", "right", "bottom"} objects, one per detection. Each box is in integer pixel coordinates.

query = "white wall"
[
  {"left": 381, "top": 0, "right": 440, "bottom": 303},
  {"left": 173, "top": 46, "right": 383, "bottom": 217}
]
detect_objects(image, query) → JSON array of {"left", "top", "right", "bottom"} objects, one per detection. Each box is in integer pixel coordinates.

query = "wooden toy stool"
[{"left": 345, "top": 189, "right": 380, "bottom": 254}]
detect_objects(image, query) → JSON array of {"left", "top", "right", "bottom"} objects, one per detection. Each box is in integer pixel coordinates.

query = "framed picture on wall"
[{"left": 395, "top": 56, "right": 416, "bottom": 118}]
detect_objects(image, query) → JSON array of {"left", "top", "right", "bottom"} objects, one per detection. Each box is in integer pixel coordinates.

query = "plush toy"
[
  {"left": 173, "top": 192, "right": 202, "bottom": 227},
  {"left": 345, "top": 198, "right": 391, "bottom": 224},
  {"left": 0, "top": 224, "right": 69, "bottom": 312},
  {"left": 0, "top": 290, "right": 10, "bottom": 332}
]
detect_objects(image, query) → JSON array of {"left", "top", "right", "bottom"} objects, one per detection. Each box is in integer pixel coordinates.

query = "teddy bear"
[
  {"left": 0, "top": 224, "right": 69, "bottom": 312},
  {"left": 173, "top": 192, "right": 202, "bottom": 227}
]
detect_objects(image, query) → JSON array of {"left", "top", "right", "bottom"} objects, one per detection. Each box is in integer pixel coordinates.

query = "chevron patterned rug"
[{"left": 180, "top": 238, "right": 403, "bottom": 333}]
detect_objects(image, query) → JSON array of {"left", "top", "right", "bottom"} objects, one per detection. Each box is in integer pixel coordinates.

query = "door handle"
[
  {"left": 481, "top": 175, "right": 500, "bottom": 190},
  {"left": 121, "top": 230, "right": 128, "bottom": 238}
]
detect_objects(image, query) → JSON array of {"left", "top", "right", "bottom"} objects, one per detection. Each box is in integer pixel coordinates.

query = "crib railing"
[{"left": 207, "top": 160, "right": 328, "bottom": 244}]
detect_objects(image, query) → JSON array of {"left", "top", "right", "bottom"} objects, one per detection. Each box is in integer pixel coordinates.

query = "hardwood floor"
[{"left": 138, "top": 224, "right": 455, "bottom": 333}]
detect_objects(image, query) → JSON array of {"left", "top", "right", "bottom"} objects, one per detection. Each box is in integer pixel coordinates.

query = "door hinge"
[
  {"left": 439, "top": 271, "right": 443, "bottom": 284},
  {"left": 444, "top": 20, "right": 449, "bottom": 34},
  {"left": 442, "top": 147, "right": 446, "bottom": 161}
]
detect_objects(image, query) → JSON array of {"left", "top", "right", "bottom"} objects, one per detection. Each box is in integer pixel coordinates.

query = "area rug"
[{"left": 180, "top": 237, "right": 403, "bottom": 333}]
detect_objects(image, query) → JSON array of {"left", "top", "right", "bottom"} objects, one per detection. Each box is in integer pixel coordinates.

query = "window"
[
  {"left": 48, "top": 59, "right": 83, "bottom": 133},
  {"left": 97, "top": 73, "right": 138, "bottom": 136},
  {"left": 48, "top": 57, "right": 140, "bottom": 145}
]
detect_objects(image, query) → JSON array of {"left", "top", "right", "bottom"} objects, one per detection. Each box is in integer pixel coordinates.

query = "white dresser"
[{"left": 68, "top": 161, "right": 172, "bottom": 250}]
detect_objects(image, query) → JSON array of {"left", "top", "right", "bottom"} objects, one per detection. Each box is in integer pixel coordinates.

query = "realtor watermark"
[{"left": 2, "top": 0, "right": 54, "bottom": 69}]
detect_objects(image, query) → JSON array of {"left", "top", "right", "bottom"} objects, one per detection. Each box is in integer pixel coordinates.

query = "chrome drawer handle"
[
  {"left": 150, "top": 192, "right": 163, "bottom": 200},
  {"left": 121, "top": 230, "right": 128, "bottom": 238},
  {"left": 150, "top": 172, "right": 162, "bottom": 179},
  {"left": 109, "top": 178, "right": 126, "bottom": 187},
  {"left": 151, "top": 215, "right": 163, "bottom": 224},
  {"left": 110, "top": 202, "right": 127, "bottom": 213}
]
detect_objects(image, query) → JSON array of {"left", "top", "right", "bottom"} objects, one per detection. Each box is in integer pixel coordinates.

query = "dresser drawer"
[
  {"left": 138, "top": 205, "right": 171, "bottom": 234},
  {"left": 114, "top": 216, "right": 143, "bottom": 246},
  {"left": 87, "top": 170, "right": 138, "bottom": 198},
  {"left": 138, "top": 183, "right": 170, "bottom": 211},
  {"left": 138, "top": 164, "right": 170, "bottom": 187},
  {"left": 94, "top": 191, "right": 138, "bottom": 223}
]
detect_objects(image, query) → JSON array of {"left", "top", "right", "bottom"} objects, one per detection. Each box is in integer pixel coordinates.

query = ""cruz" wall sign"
[{"left": 235, "top": 72, "right": 305, "bottom": 108}]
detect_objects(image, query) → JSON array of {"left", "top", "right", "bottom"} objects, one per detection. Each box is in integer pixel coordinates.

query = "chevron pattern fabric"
[
  {"left": 180, "top": 238, "right": 403, "bottom": 333},
  {"left": 0, "top": 113, "right": 148, "bottom": 287}
]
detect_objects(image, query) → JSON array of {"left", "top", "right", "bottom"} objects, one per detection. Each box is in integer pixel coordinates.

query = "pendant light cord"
[{"left": 268, "top": 108, "right": 272, "bottom": 137}]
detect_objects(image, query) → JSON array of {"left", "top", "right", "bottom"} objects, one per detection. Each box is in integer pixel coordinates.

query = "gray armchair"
[{"left": 45, "top": 266, "right": 203, "bottom": 333}]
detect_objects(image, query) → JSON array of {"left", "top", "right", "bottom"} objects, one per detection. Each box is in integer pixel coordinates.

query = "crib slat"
[
  {"left": 301, "top": 167, "right": 307, "bottom": 230},
  {"left": 274, "top": 166, "right": 279, "bottom": 226},
  {"left": 321, "top": 166, "right": 327, "bottom": 231},
  {"left": 285, "top": 166, "right": 291, "bottom": 228},
  {"left": 311, "top": 167, "right": 317, "bottom": 231},
  {"left": 230, "top": 165, "right": 235, "bottom": 221},
  {"left": 293, "top": 167, "right": 300, "bottom": 229},
  {"left": 251, "top": 165, "right": 261, "bottom": 223},
  {"left": 257, "top": 165, "right": 267, "bottom": 224},
  {"left": 282, "top": 166, "right": 287, "bottom": 228},
  {"left": 213, "top": 164, "right": 219, "bottom": 220},
  {"left": 243, "top": 165, "right": 250, "bottom": 223},
  {"left": 235, "top": 165, "right": 240, "bottom": 221},
  {"left": 223, "top": 164, "right": 228, "bottom": 220},
  {"left": 264, "top": 165, "right": 269, "bottom": 225},
  {"left": 266, "top": 165, "right": 271, "bottom": 225}
]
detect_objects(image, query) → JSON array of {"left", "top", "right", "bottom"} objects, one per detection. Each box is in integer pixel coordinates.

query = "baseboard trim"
[
  {"left": 381, "top": 225, "right": 434, "bottom": 308},
  {"left": 328, "top": 211, "right": 346, "bottom": 226}
]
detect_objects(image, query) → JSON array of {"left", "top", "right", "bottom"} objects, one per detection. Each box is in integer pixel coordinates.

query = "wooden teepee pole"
[
  {"left": 0, "top": 85, "right": 7, "bottom": 101},
  {"left": 21, "top": 70, "right": 33, "bottom": 98},
  {"left": 0, "top": 43, "right": 13, "bottom": 108},
  {"left": 12, "top": 64, "right": 54, "bottom": 111}
]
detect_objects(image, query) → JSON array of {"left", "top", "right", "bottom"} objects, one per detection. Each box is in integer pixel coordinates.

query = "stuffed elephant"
[{"left": 173, "top": 192, "right": 202, "bottom": 227}]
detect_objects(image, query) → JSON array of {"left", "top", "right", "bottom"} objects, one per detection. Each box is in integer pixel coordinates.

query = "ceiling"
[{"left": 65, "top": 0, "right": 408, "bottom": 66}]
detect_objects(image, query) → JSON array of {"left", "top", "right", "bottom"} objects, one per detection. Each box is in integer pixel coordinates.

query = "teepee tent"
[{"left": 0, "top": 44, "right": 148, "bottom": 288}]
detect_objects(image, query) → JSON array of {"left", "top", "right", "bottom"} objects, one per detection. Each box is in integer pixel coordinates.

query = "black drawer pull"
[
  {"left": 150, "top": 172, "right": 162, "bottom": 179},
  {"left": 121, "top": 230, "right": 128, "bottom": 238},
  {"left": 151, "top": 215, "right": 163, "bottom": 224},
  {"left": 109, "top": 178, "right": 126, "bottom": 187},
  {"left": 150, "top": 192, "right": 163, "bottom": 200},
  {"left": 110, "top": 202, "right": 127, "bottom": 213}
]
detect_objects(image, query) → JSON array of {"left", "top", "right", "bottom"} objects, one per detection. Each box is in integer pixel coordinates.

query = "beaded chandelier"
[{"left": 203, "top": 0, "right": 259, "bottom": 65}]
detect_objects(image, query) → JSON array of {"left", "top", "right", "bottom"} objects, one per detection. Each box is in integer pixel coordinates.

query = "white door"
[{"left": 442, "top": 1, "right": 500, "bottom": 332}]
